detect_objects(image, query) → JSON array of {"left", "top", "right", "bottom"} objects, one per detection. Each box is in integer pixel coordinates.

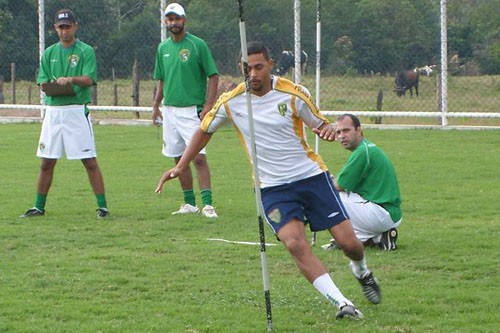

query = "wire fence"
[{"left": 1, "top": 0, "right": 499, "bottom": 127}]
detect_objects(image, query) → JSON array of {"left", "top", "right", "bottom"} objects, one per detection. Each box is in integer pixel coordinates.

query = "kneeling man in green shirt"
[{"left": 324, "top": 114, "right": 402, "bottom": 251}]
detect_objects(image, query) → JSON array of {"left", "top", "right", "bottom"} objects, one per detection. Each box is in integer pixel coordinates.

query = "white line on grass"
[{"left": 207, "top": 238, "right": 277, "bottom": 246}]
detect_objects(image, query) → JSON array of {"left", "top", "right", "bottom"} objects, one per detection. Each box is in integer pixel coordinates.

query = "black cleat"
[
  {"left": 379, "top": 228, "right": 398, "bottom": 251},
  {"left": 357, "top": 272, "right": 381, "bottom": 304},
  {"left": 335, "top": 304, "right": 364, "bottom": 319},
  {"left": 96, "top": 208, "right": 109, "bottom": 218},
  {"left": 20, "top": 207, "right": 45, "bottom": 218}
]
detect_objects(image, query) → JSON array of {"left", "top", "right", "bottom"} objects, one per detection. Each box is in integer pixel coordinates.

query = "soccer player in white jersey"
[{"left": 155, "top": 41, "right": 381, "bottom": 319}]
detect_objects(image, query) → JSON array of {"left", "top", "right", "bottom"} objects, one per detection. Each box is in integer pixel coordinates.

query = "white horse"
[{"left": 414, "top": 65, "right": 436, "bottom": 76}]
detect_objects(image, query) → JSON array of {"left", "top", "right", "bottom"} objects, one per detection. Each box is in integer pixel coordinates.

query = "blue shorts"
[{"left": 261, "top": 172, "right": 349, "bottom": 234}]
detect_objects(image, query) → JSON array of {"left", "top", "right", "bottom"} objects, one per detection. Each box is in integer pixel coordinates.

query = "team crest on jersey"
[
  {"left": 277, "top": 103, "right": 287, "bottom": 116},
  {"left": 268, "top": 208, "right": 281, "bottom": 223},
  {"left": 179, "top": 49, "right": 190, "bottom": 62},
  {"left": 68, "top": 54, "right": 79, "bottom": 67}
]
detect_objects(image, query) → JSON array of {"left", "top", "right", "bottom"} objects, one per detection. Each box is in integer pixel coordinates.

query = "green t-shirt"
[
  {"left": 336, "top": 138, "right": 402, "bottom": 222},
  {"left": 37, "top": 39, "right": 97, "bottom": 106},
  {"left": 153, "top": 33, "right": 218, "bottom": 108}
]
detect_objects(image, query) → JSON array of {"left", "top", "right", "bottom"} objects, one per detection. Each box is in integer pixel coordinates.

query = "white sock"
[
  {"left": 350, "top": 257, "right": 370, "bottom": 279},
  {"left": 312, "top": 273, "right": 353, "bottom": 309}
]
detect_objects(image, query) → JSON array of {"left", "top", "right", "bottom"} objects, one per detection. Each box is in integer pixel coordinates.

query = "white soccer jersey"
[{"left": 201, "top": 76, "right": 329, "bottom": 188}]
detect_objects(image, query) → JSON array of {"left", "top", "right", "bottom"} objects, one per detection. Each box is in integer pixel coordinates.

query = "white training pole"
[
  {"left": 311, "top": 0, "right": 321, "bottom": 246},
  {"left": 294, "top": 0, "right": 301, "bottom": 84},
  {"left": 237, "top": 1, "right": 272, "bottom": 331},
  {"left": 314, "top": 0, "right": 321, "bottom": 155},
  {"left": 440, "top": 0, "right": 448, "bottom": 127}
]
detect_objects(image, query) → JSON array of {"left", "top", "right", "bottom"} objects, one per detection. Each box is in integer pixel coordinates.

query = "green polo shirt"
[
  {"left": 337, "top": 138, "right": 402, "bottom": 222},
  {"left": 153, "top": 33, "right": 218, "bottom": 107},
  {"left": 37, "top": 39, "right": 97, "bottom": 106}
]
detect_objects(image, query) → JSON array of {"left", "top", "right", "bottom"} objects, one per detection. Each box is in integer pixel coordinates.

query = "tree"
[
  {"left": 348, "top": 0, "right": 439, "bottom": 74},
  {"left": 469, "top": 0, "right": 500, "bottom": 74},
  {"left": 187, "top": 0, "right": 296, "bottom": 75},
  {"left": 0, "top": 0, "right": 38, "bottom": 80},
  {"left": 1, "top": 0, "right": 497, "bottom": 81}
]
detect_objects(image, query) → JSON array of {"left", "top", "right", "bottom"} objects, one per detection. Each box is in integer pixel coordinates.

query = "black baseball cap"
[{"left": 54, "top": 9, "right": 76, "bottom": 26}]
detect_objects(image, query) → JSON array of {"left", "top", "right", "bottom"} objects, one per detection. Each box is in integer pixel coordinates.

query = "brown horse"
[{"left": 394, "top": 70, "right": 419, "bottom": 97}]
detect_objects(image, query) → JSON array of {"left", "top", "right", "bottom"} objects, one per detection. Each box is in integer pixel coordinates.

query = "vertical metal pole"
[
  {"left": 314, "top": 0, "right": 321, "bottom": 155},
  {"left": 160, "top": 0, "right": 167, "bottom": 41},
  {"left": 294, "top": 0, "right": 301, "bottom": 84},
  {"left": 237, "top": 1, "right": 273, "bottom": 330},
  {"left": 311, "top": 0, "right": 321, "bottom": 247},
  {"left": 158, "top": 0, "right": 167, "bottom": 118},
  {"left": 38, "top": 0, "right": 45, "bottom": 117},
  {"left": 440, "top": 0, "right": 448, "bottom": 127}
]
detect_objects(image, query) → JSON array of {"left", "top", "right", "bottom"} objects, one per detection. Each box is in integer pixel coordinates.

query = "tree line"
[{"left": 1, "top": 0, "right": 499, "bottom": 81}]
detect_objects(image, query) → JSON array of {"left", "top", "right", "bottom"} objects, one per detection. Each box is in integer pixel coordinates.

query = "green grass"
[{"left": 1, "top": 123, "right": 499, "bottom": 332}]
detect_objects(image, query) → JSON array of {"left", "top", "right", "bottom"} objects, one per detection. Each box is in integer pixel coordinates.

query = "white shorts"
[
  {"left": 37, "top": 105, "right": 97, "bottom": 160},
  {"left": 339, "top": 192, "right": 402, "bottom": 242},
  {"left": 161, "top": 105, "right": 206, "bottom": 157}
]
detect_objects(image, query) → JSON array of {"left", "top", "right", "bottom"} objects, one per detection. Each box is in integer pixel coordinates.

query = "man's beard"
[
  {"left": 250, "top": 81, "right": 263, "bottom": 92},
  {"left": 168, "top": 24, "right": 184, "bottom": 35}
]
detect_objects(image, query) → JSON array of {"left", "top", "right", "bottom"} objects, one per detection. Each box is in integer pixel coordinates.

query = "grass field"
[{"left": 1, "top": 123, "right": 499, "bottom": 332}]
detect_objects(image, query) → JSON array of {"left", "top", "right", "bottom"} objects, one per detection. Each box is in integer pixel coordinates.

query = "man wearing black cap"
[
  {"left": 21, "top": 9, "right": 109, "bottom": 219},
  {"left": 152, "top": 3, "right": 219, "bottom": 218}
]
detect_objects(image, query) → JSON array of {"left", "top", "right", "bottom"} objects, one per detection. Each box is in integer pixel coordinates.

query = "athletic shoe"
[
  {"left": 172, "top": 203, "right": 200, "bottom": 215},
  {"left": 335, "top": 304, "right": 364, "bottom": 319},
  {"left": 20, "top": 207, "right": 45, "bottom": 218},
  {"left": 379, "top": 228, "right": 398, "bottom": 251},
  {"left": 321, "top": 239, "right": 341, "bottom": 250},
  {"left": 96, "top": 208, "right": 110, "bottom": 218},
  {"left": 201, "top": 205, "right": 218, "bottom": 218},
  {"left": 357, "top": 272, "right": 381, "bottom": 304},
  {"left": 311, "top": 232, "right": 317, "bottom": 246}
]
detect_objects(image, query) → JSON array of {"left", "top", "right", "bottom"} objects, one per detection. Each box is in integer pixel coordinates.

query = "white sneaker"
[
  {"left": 172, "top": 203, "right": 200, "bottom": 215},
  {"left": 201, "top": 205, "right": 218, "bottom": 218},
  {"left": 321, "top": 238, "right": 341, "bottom": 250}
]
